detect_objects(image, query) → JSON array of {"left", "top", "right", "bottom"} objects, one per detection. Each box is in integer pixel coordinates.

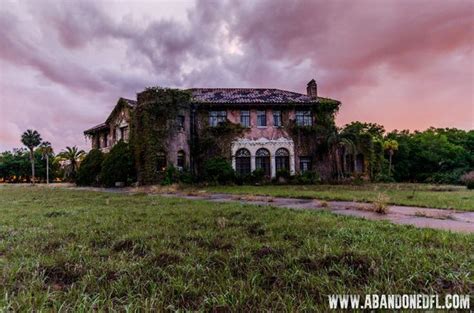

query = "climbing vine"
[{"left": 129, "top": 87, "right": 191, "bottom": 184}]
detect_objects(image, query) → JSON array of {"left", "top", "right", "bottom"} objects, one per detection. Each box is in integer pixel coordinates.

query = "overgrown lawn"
[{"left": 0, "top": 186, "right": 472, "bottom": 311}]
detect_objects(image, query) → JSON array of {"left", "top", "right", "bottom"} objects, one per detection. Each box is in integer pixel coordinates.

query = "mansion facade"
[{"left": 84, "top": 80, "right": 344, "bottom": 180}]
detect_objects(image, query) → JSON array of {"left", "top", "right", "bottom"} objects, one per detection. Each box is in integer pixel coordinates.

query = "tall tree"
[
  {"left": 21, "top": 129, "right": 42, "bottom": 184},
  {"left": 327, "top": 129, "right": 355, "bottom": 180},
  {"left": 58, "top": 146, "right": 85, "bottom": 181},
  {"left": 38, "top": 141, "right": 53, "bottom": 184},
  {"left": 383, "top": 139, "right": 399, "bottom": 176}
]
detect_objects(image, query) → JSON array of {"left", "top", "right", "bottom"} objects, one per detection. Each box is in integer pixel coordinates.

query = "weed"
[{"left": 371, "top": 193, "right": 390, "bottom": 214}]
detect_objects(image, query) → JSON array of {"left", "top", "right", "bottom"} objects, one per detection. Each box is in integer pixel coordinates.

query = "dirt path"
[{"left": 23, "top": 184, "right": 474, "bottom": 234}]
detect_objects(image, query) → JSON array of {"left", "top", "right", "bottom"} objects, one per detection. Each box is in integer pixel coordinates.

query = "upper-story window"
[
  {"left": 240, "top": 110, "right": 250, "bottom": 127},
  {"left": 209, "top": 110, "right": 227, "bottom": 127},
  {"left": 296, "top": 110, "right": 312, "bottom": 126},
  {"left": 119, "top": 126, "right": 128, "bottom": 141},
  {"left": 177, "top": 115, "right": 185, "bottom": 130},
  {"left": 273, "top": 110, "right": 282, "bottom": 127},
  {"left": 257, "top": 110, "right": 266, "bottom": 127}
]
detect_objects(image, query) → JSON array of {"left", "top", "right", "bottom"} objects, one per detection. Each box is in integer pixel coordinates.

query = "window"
[
  {"left": 240, "top": 110, "right": 250, "bottom": 127},
  {"left": 275, "top": 148, "right": 290, "bottom": 172},
  {"left": 177, "top": 150, "right": 185, "bottom": 169},
  {"left": 119, "top": 126, "right": 128, "bottom": 141},
  {"left": 355, "top": 153, "right": 364, "bottom": 173},
  {"left": 157, "top": 151, "right": 167, "bottom": 172},
  {"left": 177, "top": 115, "right": 185, "bottom": 130},
  {"left": 256, "top": 148, "right": 271, "bottom": 176},
  {"left": 299, "top": 156, "right": 312, "bottom": 172},
  {"left": 235, "top": 148, "right": 251, "bottom": 175},
  {"left": 296, "top": 110, "right": 312, "bottom": 126},
  {"left": 102, "top": 134, "right": 108, "bottom": 147},
  {"left": 257, "top": 110, "right": 266, "bottom": 127},
  {"left": 209, "top": 110, "right": 227, "bottom": 127},
  {"left": 273, "top": 110, "right": 282, "bottom": 127}
]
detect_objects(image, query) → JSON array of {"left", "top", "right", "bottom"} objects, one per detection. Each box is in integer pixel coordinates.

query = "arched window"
[
  {"left": 275, "top": 148, "right": 290, "bottom": 172},
  {"left": 235, "top": 148, "right": 251, "bottom": 175},
  {"left": 345, "top": 154, "right": 354, "bottom": 173},
  {"left": 255, "top": 148, "right": 271, "bottom": 176},
  {"left": 157, "top": 151, "right": 167, "bottom": 172},
  {"left": 177, "top": 150, "right": 185, "bottom": 168}
]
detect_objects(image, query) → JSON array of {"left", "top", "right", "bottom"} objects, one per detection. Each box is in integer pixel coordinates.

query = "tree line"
[{"left": 0, "top": 125, "right": 473, "bottom": 186}]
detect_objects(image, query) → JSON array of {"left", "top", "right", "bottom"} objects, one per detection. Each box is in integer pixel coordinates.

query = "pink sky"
[{"left": 0, "top": 0, "right": 473, "bottom": 152}]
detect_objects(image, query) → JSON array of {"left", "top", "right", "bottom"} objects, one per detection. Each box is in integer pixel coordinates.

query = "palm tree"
[
  {"left": 58, "top": 146, "right": 85, "bottom": 181},
  {"left": 21, "top": 129, "right": 42, "bottom": 184},
  {"left": 383, "top": 139, "right": 399, "bottom": 176},
  {"left": 327, "top": 130, "right": 355, "bottom": 180},
  {"left": 38, "top": 141, "right": 53, "bottom": 184}
]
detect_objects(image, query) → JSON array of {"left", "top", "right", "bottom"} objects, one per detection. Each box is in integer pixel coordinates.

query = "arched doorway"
[
  {"left": 256, "top": 148, "right": 271, "bottom": 177},
  {"left": 355, "top": 153, "right": 364, "bottom": 173},
  {"left": 235, "top": 148, "right": 251, "bottom": 175},
  {"left": 275, "top": 148, "right": 290, "bottom": 172}
]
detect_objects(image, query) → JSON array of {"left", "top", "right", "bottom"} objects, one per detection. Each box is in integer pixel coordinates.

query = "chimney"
[{"left": 306, "top": 79, "right": 317, "bottom": 99}]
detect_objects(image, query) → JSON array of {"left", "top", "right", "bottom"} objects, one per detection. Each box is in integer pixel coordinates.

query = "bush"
[
  {"left": 460, "top": 171, "right": 474, "bottom": 189},
  {"left": 203, "top": 158, "right": 235, "bottom": 184},
  {"left": 76, "top": 149, "right": 104, "bottom": 186},
  {"left": 251, "top": 168, "right": 265, "bottom": 184},
  {"left": 295, "top": 171, "right": 320, "bottom": 184},
  {"left": 100, "top": 141, "right": 135, "bottom": 187},
  {"left": 162, "top": 165, "right": 177, "bottom": 185}
]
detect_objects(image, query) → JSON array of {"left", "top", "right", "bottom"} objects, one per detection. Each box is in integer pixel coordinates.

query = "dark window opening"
[
  {"left": 299, "top": 156, "right": 312, "bottom": 172},
  {"left": 256, "top": 148, "right": 271, "bottom": 176},
  {"left": 240, "top": 110, "right": 250, "bottom": 127},
  {"left": 157, "top": 151, "right": 167, "bottom": 172},
  {"left": 273, "top": 110, "right": 282, "bottom": 127},
  {"left": 296, "top": 110, "right": 312, "bottom": 126},
  {"left": 355, "top": 154, "right": 364, "bottom": 173},
  {"left": 209, "top": 110, "right": 227, "bottom": 127},
  {"left": 257, "top": 110, "right": 266, "bottom": 127},
  {"left": 275, "top": 148, "right": 289, "bottom": 171},
  {"left": 177, "top": 115, "right": 185, "bottom": 130},
  {"left": 177, "top": 150, "right": 185, "bottom": 168},
  {"left": 235, "top": 148, "right": 251, "bottom": 175}
]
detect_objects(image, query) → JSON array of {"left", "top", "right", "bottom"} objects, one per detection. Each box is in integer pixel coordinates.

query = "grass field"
[
  {"left": 0, "top": 186, "right": 472, "bottom": 311},
  {"left": 195, "top": 183, "right": 474, "bottom": 211}
]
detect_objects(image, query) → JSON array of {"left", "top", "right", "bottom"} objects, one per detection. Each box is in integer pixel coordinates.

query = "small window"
[
  {"left": 209, "top": 110, "right": 227, "bottom": 127},
  {"left": 102, "top": 134, "right": 108, "bottom": 147},
  {"left": 177, "top": 115, "right": 185, "bottom": 130},
  {"left": 273, "top": 110, "right": 282, "bottom": 127},
  {"left": 240, "top": 110, "right": 250, "bottom": 127},
  {"left": 299, "top": 156, "right": 312, "bottom": 172},
  {"left": 177, "top": 150, "right": 185, "bottom": 168},
  {"left": 157, "top": 151, "right": 167, "bottom": 172},
  {"left": 296, "top": 110, "right": 312, "bottom": 126},
  {"left": 257, "top": 110, "right": 266, "bottom": 127}
]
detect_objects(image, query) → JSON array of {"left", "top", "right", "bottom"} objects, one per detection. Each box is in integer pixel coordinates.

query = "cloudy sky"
[{"left": 0, "top": 0, "right": 472, "bottom": 152}]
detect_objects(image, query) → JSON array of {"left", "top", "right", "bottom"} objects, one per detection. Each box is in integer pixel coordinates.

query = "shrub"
[
  {"left": 275, "top": 169, "right": 291, "bottom": 184},
  {"left": 295, "top": 171, "right": 320, "bottom": 184},
  {"left": 460, "top": 171, "right": 474, "bottom": 190},
  {"left": 203, "top": 157, "right": 235, "bottom": 184},
  {"left": 251, "top": 168, "right": 265, "bottom": 184},
  {"left": 76, "top": 149, "right": 104, "bottom": 186},
  {"left": 162, "top": 165, "right": 177, "bottom": 185},
  {"left": 371, "top": 193, "right": 390, "bottom": 214},
  {"left": 100, "top": 141, "right": 135, "bottom": 187}
]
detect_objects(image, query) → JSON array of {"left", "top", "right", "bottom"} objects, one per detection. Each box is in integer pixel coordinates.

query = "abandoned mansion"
[{"left": 84, "top": 80, "right": 361, "bottom": 183}]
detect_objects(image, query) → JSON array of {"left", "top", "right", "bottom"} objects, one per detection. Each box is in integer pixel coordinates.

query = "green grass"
[
  {"left": 194, "top": 183, "right": 474, "bottom": 211},
  {"left": 0, "top": 186, "right": 472, "bottom": 311}
]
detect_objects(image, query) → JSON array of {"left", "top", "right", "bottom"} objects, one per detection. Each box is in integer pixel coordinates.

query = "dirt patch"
[
  {"left": 41, "top": 240, "right": 62, "bottom": 252},
  {"left": 40, "top": 262, "right": 85, "bottom": 289},
  {"left": 148, "top": 253, "right": 182, "bottom": 267},
  {"left": 229, "top": 256, "right": 250, "bottom": 278},
  {"left": 207, "top": 238, "right": 233, "bottom": 251},
  {"left": 253, "top": 246, "right": 284, "bottom": 259},
  {"left": 298, "top": 252, "right": 376, "bottom": 278},
  {"left": 246, "top": 222, "right": 266, "bottom": 236},
  {"left": 44, "top": 211, "right": 69, "bottom": 218}
]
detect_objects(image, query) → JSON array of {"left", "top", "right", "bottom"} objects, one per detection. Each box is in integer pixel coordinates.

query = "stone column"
[
  {"left": 290, "top": 153, "right": 296, "bottom": 175},
  {"left": 251, "top": 156, "right": 256, "bottom": 172},
  {"left": 270, "top": 155, "right": 276, "bottom": 178}
]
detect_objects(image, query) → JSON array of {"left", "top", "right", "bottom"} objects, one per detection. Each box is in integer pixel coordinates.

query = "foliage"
[
  {"left": 386, "top": 128, "right": 473, "bottom": 184},
  {"left": 100, "top": 141, "right": 135, "bottom": 187},
  {"left": 1, "top": 186, "right": 472, "bottom": 311},
  {"left": 294, "top": 171, "right": 320, "bottom": 184},
  {"left": 21, "top": 129, "right": 42, "bottom": 183},
  {"left": 0, "top": 149, "right": 58, "bottom": 183},
  {"left": 370, "top": 193, "right": 390, "bottom": 214},
  {"left": 161, "top": 165, "right": 178, "bottom": 186},
  {"left": 203, "top": 157, "right": 235, "bottom": 185},
  {"left": 460, "top": 171, "right": 474, "bottom": 189},
  {"left": 57, "top": 146, "right": 85, "bottom": 182},
  {"left": 76, "top": 149, "right": 104, "bottom": 186}
]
